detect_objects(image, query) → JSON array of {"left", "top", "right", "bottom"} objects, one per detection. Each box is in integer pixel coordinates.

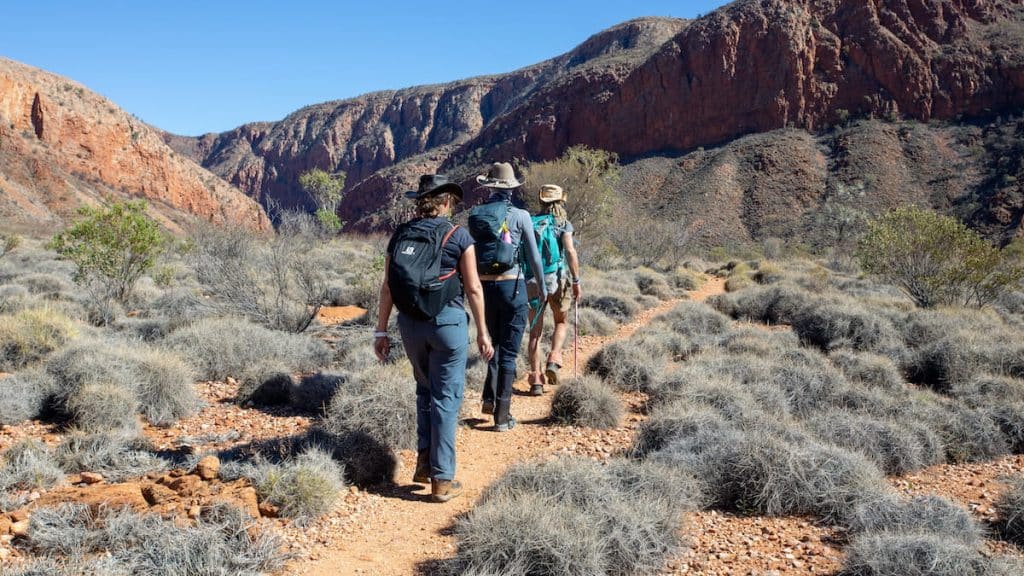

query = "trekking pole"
[{"left": 573, "top": 297, "right": 579, "bottom": 379}]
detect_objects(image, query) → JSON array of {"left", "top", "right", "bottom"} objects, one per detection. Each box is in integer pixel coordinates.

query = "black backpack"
[
  {"left": 387, "top": 219, "right": 462, "bottom": 320},
  {"left": 468, "top": 200, "right": 517, "bottom": 275}
]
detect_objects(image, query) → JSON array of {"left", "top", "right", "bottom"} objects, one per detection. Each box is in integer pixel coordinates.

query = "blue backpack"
[
  {"left": 524, "top": 214, "right": 563, "bottom": 280},
  {"left": 468, "top": 200, "right": 517, "bottom": 275}
]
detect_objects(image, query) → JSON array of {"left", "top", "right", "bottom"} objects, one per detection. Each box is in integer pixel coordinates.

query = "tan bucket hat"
[
  {"left": 476, "top": 162, "right": 523, "bottom": 189},
  {"left": 539, "top": 184, "right": 564, "bottom": 203}
]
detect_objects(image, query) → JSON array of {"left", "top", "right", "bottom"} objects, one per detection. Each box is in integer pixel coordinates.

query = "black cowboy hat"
[{"left": 404, "top": 174, "right": 464, "bottom": 200}]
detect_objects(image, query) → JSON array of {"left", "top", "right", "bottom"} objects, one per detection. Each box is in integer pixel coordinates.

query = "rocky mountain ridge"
[{"left": 0, "top": 58, "right": 268, "bottom": 234}]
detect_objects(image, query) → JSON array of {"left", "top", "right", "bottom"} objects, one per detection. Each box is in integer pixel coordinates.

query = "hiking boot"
[
  {"left": 431, "top": 479, "right": 463, "bottom": 503},
  {"left": 481, "top": 401, "right": 494, "bottom": 415},
  {"left": 545, "top": 361, "right": 561, "bottom": 387},
  {"left": 494, "top": 399, "right": 517, "bottom": 432},
  {"left": 528, "top": 372, "right": 544, "bottom": 396},
  {"left": 412, "top": 449, "right": 430, "bottom": 484}
]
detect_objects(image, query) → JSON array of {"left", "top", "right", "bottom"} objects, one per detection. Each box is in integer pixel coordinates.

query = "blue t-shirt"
[{"left": 388, "top": 217, "right": 474, "bottom": 309}]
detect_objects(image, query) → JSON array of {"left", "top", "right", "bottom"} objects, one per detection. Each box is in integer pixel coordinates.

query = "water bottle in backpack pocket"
[
  {"left": 388, "top": 220, "right": 462, "bottom": 320},
  {"left": 468, "top": 200, "right": 517, "bottom": 275}
]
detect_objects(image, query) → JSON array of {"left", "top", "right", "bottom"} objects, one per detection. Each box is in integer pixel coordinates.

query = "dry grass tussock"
[
  {"left": 549, "top": 376, "right": 623, "bottom": 429},
  {"left": 18, "top": 502, "right": 288, "bottom": 575},
  {"left": 451, "top": 457, "right": 700, "bottom": 576},
  {"left": 225, "top": 446, "right": 345, "bottom": 525},
  {"left": 45, "top": 339, "right": 202, "bottom": 429},
  {"left": 0, "top": 307, "right": 78, "bottom": 371},
  {"left": 321, "top": 364, "right": 417, "bottom": 451}
]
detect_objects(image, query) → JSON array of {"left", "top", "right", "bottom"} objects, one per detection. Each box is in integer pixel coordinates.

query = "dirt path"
[{"left": 292, "top": 278, "right": 727, "bottom": 575}]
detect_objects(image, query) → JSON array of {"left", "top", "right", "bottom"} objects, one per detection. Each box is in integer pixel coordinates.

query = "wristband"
[
  {"left": 373, "top": 331, "right": 389, "bottom": 338},
  {"left": 572, "top": 277, "right": 581, "bottom": 285}
]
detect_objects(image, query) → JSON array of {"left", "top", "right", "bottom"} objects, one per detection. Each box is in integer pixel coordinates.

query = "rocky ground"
[{"left": 3, "top": 278, "right": 1024, "bottom": 574}]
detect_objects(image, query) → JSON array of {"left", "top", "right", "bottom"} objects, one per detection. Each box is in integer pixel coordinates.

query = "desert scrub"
[
  {"left": 55, "top": 432, "right": 170, "bottom": 482},
  {"left": 292, "top": 371, "right": 346, "bottom": 413},
  {"left": 46, "top": 339, "right": 201, "bottom": 428},
  {"left": 829, "top": 351, "right": 906, "bottom": 391},
  {"left": 573, "top": 307, "right": 617, "bottom": 336},
  {"left": 451, "top": 457, "right": 699, "bottom": 576},
  {"left": 633, "top": 268, "right": 673, "bottom": 300},
  {"left": 710, "top": 283, "right": 813, "bottom": 325},
  {"left": 23, "top": 502, "right": 288, "bottom": 574},
  {"left": 840, "top": 533, "right": 1000, "bottom": 576},
  {"left": 0, "top": 307, "right": 77, "bottom": 370},
  {"left": 847, "top": 495, "right": 981, "bottom": 544},
  {"left": 806, "top": 410, "right": 936, "bottom": 475},
  {"left": 995, "top": 476, "right": 1024, "bottom": 546},
  {"left": 791, "top": 300, "right": 901, "bottom": 353},
  {"left": 237, "top": 363, "right": 295, "bottom": 406},
  {"left": 580, "top": 293, "right": 640, "bottom": 322},
  {"left": 321, "top": 365, "right": 416, "bottom": 450},
  {"left": 243, "top": 447, "right": 345, "bottom": 524},
  {"left": 549, "top": 376, "right": 623, "bottom": 428},
  {"left": 164, "top": 317, "right": 330, "bottom": 380},
  {"left": 667, "top": 266, "right": 705, "bottom": 291},
  {"left": 585, "top": 340, "right": 663, "bottom": 393},
  {"left": 0, "top": 370, "right": 53, "bottom": 425},
  {"left": 0, "top": 439, "right": 64, "bottom": 492},
  {"left": 651, "top": 300, "right": 732, "bottom": 341}
]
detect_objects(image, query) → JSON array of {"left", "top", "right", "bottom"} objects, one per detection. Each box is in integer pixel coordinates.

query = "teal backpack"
[{"left": 524, "top": 214, "right": 563, "bottom": 280}]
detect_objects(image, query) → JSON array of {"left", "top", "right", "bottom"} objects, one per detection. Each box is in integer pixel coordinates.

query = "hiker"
[
  {"left": 525, "top": 184, "right": 582, "bottom": 395},
  {"left": 374, "top": 174, "right": 494, "bottom": 503},
  {"left": 468, "top": 162, "right": 547, "bottom": 431}
]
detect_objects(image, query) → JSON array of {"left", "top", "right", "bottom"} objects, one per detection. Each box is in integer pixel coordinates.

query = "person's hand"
[
  {"left": 572, "top": 282, "right": 582, "bottom": 300},
  {"left": 374, "top": 335, "right": 391, "bottom": 363},
  {"left": 477, "top": 332, "right": 494, "bottom": 361}
]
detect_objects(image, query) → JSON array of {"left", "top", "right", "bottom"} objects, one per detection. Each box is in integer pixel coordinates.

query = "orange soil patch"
[{"left": 317, "top": 306, "right": 367, "bottom": 326}]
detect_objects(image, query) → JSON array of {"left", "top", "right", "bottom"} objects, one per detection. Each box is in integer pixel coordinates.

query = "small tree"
[
  {"left": 298, "top": 168, "right": 346, "bottom": 233},
  {"left": 49, "top": 200, "right": 165, "bottom": 304},
  {"left": 523, "top": 145, "right": 619, "bottom": 261},
  {"left": 857, "top": 207, "right": 1024, "bottom": 308}
]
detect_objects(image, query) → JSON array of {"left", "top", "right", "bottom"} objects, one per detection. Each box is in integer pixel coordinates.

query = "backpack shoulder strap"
[{"left": 438, "top": 223, "right": 460, "bottom": 281}]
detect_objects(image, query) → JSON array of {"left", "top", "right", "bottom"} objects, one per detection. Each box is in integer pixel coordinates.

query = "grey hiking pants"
[{"left": 397, "top": 304, "right": 468, "bottom": 481}]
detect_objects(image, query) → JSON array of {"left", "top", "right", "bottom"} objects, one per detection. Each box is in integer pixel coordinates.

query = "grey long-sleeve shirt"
[{"left": 483, "top": 191, "right": 547, "bottom": 299}]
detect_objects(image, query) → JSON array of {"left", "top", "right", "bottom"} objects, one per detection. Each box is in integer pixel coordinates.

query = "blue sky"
[{"left": 1, "top": 1, "right": 730, "bottom": 135}]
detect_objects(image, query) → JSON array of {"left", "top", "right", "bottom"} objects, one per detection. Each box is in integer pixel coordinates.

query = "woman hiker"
[
  {"left": 468, "top": 162, "right": 547, "bottom": 432},
  {"left": 374, "top": 174, "right": 494, "bottom": 503},
  {"left": 525, "top": 184, "right": 582, "bottom": 395}
]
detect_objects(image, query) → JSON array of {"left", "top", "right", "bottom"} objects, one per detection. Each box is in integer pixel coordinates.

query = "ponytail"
[{"left": 542, "top": 201, "right": 568, "bottom": 227}]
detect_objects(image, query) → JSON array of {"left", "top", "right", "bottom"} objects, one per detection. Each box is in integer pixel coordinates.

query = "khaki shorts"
[{"left": 527, "top": 274, "right": 572, "bottom": 320}]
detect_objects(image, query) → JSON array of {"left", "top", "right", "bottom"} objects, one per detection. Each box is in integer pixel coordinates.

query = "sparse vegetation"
[
  {"left": 240, "top": 447, "right": 345, "bottom": 524},
  {"left": 321, "top": 365, "right": 416, "bottom": 450},
  {"left": 164, "top": 317, "right": 330, "bottom": 380},
  {"left": 858, "top": 207, "right": 1024, "bottom": 308},
  {"left": 549, "top": 376, "right": 623, "bottom": 428},
  {"left": 298, "top": 168, "right": 346, "bottom": 234},
  {"left": 48, "top": 200, "right": 166, "bottom": 305},
  {"left": 0, "top": 307, "right": 77, "bottom": 371}
]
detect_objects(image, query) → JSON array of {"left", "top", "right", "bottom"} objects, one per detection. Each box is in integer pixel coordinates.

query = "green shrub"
[
  {"left": 164, "top": 317, "right": 330, "bottom": 380},
  {"left": 0, "top": 307, "right": 77, "bottom": 370},
  {"left": 857, "top": 207, "right": 1024, "bottom": 308},
  {"left": 549, "top": 376, "right": 623, "bottom": 428},
  {"left": 49, "top": 200, "right": 165, "bottom": 304}
]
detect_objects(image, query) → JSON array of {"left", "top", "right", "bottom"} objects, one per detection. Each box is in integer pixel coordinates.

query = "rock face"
[
  {"left": 169, "top": 0, "right": 1024, "bottom": 236},
  {"left": 0, "top": 58, "right": 269, "bottom": 234}
]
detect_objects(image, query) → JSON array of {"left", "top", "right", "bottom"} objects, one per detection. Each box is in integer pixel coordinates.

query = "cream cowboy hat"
[
  {"left": 539, "top": 184, "right": 564, "bottom": 203},
  {"left": 475, "top": 162, "right": 523, "bottom": 189}
]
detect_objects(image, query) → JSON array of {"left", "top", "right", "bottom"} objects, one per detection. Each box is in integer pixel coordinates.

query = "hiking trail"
[{"left": 293, "top": 277, "right": 727, "bottom": 576}]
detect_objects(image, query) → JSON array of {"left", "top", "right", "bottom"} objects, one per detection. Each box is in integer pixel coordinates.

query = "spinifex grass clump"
[
  {"left": 995, "top": 476, "right": 1024, "bottom": 545},
  {"left": 450, "top": 457, "right": 700, "bottom": 576},
  {"left": 549, "top": 376, "right": 623, "bottom": 429},
  {"left": 0, "top": 307, "right": 78, "bottom": 371},
  {"left": 236, "top": 447, "right": 345, "bottom": 525},
  {"left": 0, "top": 370, "right": 53, "bottom": 426},
  {"left": 585, "top": 341, "right": 662, "bottom": 393},
  {"left": 0, "top": 439, "right": 65, "bottom": 492},
  {"left": 46, "top": 339, "right": 201, "bottom": 429},
  {"left": 23, "top": 502, "right": 288, "bottom": 575},
  {"left": 321, "top": 364, "right": 416, "bottom": 450},
  {"left": 164, "top": 317, "right": 330, "bottom": 381}
]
